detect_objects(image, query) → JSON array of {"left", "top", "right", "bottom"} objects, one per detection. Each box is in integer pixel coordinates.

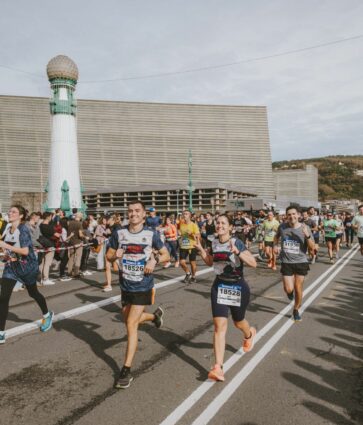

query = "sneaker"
[
  {"left": 183, "top": 274, "right": 191, "bottom": 284},
  {"left": 153, "top": 306, "right": 164, "bottom": 328},
  {"left": 83, "top": 270, "right": 93, "bottom": 276},
  {"left": 42, "top": 279, "right": 56, "bottom": 286},
  {"left": 0, "top": 333, "right": 5, "bottom": 345},
  {"left": 208, "top": 364, "right": 225, "bottom": 382},
  {"left": 115, "top": 366, "right": 134, "bottom": 389},
  {"left": 293, "top": 309, "right": 302, "bottom": 322},
  {"left": 243, "top": 327, "right": 256, "bottom": 353},
  {"left": 330, "top": 258, "right": 334, "bottom": 264},
  {"left": 102, "top": 286, "right": 112, "bottom": 292},
  {"left": 163, "top": 262, "right": 171, "bottom": 269},
  {"left": 60, "top": 275, "right": 72, "bottom": 282},
  {"left": 287, "top": 291, "right": 294, "bottom": 301},
  {"left": 40, "top": 311, "right": 54, "bottom": 332},
  {"left": 190, "top": 276, "right": 197, "bottom": 284}
]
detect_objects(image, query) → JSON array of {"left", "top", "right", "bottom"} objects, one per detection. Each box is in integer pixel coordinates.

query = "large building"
[{"left": 0, "top": 95, "right": 274, "bottom": 212}]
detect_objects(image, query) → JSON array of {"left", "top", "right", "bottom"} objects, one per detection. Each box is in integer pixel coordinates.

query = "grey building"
[
  {"left": 0, "top": 95, "right": 275, "bottom": 212},
  {"left": 273, "top": 164, "right": 319, "bottom": 208}
]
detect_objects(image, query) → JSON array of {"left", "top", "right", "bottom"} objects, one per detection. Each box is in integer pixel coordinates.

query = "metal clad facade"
[{"left": 0, "top": 95, "right": 274, "bottom": 211}]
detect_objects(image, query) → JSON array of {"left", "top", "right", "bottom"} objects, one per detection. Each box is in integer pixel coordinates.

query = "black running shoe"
[
  {"left": 153, "top": 306, "right": 164, "bottom": 329},
  {"left": 115, "top": 366, "right": 134, "bottom": 389},
  {"left": 293, "top": 309, "right": 302, "bottom": 322},
  {"left": 287, "top": 291, "right": 294, "bottom": 301},
  {"left": 183, "top": 274, "right": 191, "bottom": 284}
]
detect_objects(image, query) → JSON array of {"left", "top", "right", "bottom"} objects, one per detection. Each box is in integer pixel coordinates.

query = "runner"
[
  {"left": 179, "top": 210, "right": 200, "bottom": 284},
  {"left": 255, "top": 210, "right": 266, "bottom": 260},
  {"left": 106, "top": 200, "right": 169, "bottom": 388},
  {"left": 194, "top": 214, "right": 257, "bottom": 382},
  {"left": 334, "top": 213, "right": 344, "bottom": 259},
  {"left": 274, "top": 206, "right": 314, "bottom": 322},
  {"left": 0, "top": 205, "right": 54, "bottom": 344},
  {"left": 344, "top": 212, "right": 354, "bottom": 248},
  {"left": 301, "top": 210, "right": 318, "bottom": 263},
  {"left": 262, "top": 211, "right": 280, "bottom": 270},
  {"left": 307, "top": 207, "right": 321, "bottom": 263},
  {"left": 233, "top": 211, "right": 247, "bottom": 243},
  {"left": 352, "top": 204, "right": 363, "bottom": 256},
  {"left": 321, "top": 212, "right": 340, "bottom": 263}
]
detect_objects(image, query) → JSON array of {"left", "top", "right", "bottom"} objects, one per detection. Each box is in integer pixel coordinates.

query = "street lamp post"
[{"left": 40, "top": 158, "right": 43, "bottom": 213}]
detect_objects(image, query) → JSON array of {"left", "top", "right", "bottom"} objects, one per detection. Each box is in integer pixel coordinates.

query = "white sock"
[
  {"left": 0, "top": 331, "right": 5, "bottom": 337},
  {"left": 43, "top": 312, "right": 50, "bottom": 319}
]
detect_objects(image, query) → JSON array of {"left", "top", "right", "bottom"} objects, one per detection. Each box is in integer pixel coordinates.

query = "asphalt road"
[{"left": 1, "top": 245, "right": 362, "bottom": 425}]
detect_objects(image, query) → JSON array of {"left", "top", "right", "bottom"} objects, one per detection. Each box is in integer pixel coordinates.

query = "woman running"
[
  {"left": 194, "top": 214, "right": 257, "bottom": 382},
  {"left": 0, "top": 205, "right": 53, "bottom": 344}
]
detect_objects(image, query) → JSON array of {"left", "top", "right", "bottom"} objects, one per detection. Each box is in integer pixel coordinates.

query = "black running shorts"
[
  {"left": 211, "top": 277, "right": 250, "bottom": 322},
  {"left": 121, "top": 288, "right": 155, "bottom": 307},
  {"left": 179, "top": 248, "right": 198, "bottom": 261},
  {"left": 325, "top": 237, "right": 337, "bottom": 244},
  {"left": 280, "top": 262, "right": 310, "bottom": 276}
]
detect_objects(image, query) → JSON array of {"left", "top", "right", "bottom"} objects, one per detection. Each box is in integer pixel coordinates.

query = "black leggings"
[{"left": 0, "top": 278, "right": 48, "bottom": 331}]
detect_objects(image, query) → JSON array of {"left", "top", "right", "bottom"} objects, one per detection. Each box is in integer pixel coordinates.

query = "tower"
[{"left": 45, "top": 55, "right": 85, "bottom": 215}]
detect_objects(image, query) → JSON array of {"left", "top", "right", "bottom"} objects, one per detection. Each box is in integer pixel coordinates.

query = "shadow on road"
[{"left": 281, "top": 266, "right": 363, "bottom": 424}]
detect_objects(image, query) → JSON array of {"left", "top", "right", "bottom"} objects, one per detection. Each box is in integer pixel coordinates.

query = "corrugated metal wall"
[{"left": 0, "top": 95, "right": 275, "bottom": 212}]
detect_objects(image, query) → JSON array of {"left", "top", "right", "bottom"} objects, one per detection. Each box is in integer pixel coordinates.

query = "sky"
[{"left": 1, "top": 0, "right": 362, "bottom": 161}]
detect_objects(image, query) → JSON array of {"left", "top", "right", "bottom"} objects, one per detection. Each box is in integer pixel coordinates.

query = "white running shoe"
[
  {"left": 82, "top": 270, "right": 93, "bottom": 276},
  {"left": 102, "top": 286, "right": 112, "bottom": 292},
  {"left": 42, "top": 279, "right": 56, "bottom": 286}
]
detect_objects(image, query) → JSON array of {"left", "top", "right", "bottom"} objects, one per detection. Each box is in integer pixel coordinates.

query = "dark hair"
[
  {"left": 286, "top": 206, "right": 300, "bottom": 214},
  {"left": 60, "top": 217, "right": 68, "bottom": 230},
  {"left": 11, "top": 204, "right": 27, "bottom": 222},
  {"left": 72, "top": 208, "right": 78, "bottom": 214},
  {"left": 128, "top": 200, "right": 146, "bottom": 210},
  {"left": 82, "top": 218, "right": 90, "bottom": 229},
  {"left": 358, "top": 204, "right": 363, "bottom": 209},
  {"left": 216, "top": 214, "right": 234, "bottom": 226},
  {"left": 42, "top": 212, "right": 53, "bottom": 220}
]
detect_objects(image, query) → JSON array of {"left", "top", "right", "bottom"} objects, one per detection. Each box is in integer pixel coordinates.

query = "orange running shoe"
[
  {"left": 208, "top": 364, "right": 225, "bottom": 381},
  {"left": 243, "top": 327, "right": 256, "bottom": 353}
]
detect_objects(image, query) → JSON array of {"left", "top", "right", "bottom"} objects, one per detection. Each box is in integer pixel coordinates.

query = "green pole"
[{"left": 188, "top": 149, "right": 193, "bottom": 212}]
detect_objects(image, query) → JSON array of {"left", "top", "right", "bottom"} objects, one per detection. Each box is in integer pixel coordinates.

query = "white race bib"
[
  {"left": 181, "top": 236, "right": 190, "bottom": 248},
  {"left": 121, "top": 258, "right": 146, "bottom": 281},
  {"left": 217, "top": 284, "right": 241, "bottom": 307},
  {"left": 283, "top": 240, "right": 300, "bottom": 254}
]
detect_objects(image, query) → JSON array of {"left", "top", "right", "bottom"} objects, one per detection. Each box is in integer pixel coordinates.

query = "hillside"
[{"left": 272, "top": 155, "right": 363, "bottom": 201}]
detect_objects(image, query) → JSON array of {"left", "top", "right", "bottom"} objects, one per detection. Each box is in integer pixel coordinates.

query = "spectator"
[
  {"left": 67, "top": 212, "right": 84, "bottom": 277},
  {"left": 39, "top": 212, "right": 60, "bottom": 285}
]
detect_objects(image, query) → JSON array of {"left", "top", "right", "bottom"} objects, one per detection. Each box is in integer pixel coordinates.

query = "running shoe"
[
  {"left": 40, "top": 311, "right": 54, "bottom": 332},
  {"left": 208, "top": 364, "right": 225, "bottom": 382},
  {"left": 60, "top": 274, "right": 72, "bottom": 282},
  {"left": 287, "top": 291, "right": 294, "bottom": 301},
  {"left": 115, "top": 366, "right": 134, "bottom": 389},
  {"left": 42, "top": 279, "right": 56, "bottom": 286},
  {"left": 190, "top": 276, "right": 197, "bottom": 284},
  {"left": 330, "top": 258, "right": 334, "bottom": 264},
  {"left": 163, "top": 262, "right": 171, "bottom": 269},
  {"left": 183, "top": 274, "right": 191, "bottom": 284},
  {"left": 153, "top": 306, "right": 164, "bottom": 328},
  {"left": 81, "top": 270, "right": 93, "bottom": 276},
  {"left": 293, "top": 309, "right": 302, "bottom": 322},
  {"left": 0, "top": 333, "right": 5, "bottom": 345},
  {"left": 102, "top": 286, "right": 112, "bottom": 292},
  {"left": 243, "top": 327, "right": 256, "bottom": 353}
]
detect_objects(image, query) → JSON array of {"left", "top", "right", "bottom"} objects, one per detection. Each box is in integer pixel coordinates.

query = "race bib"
[
  {"left": 181, "top": 236, "right": 190, "bottom": 248},
  {"left": 283, "top": 239, "right": 300, "bottom": 254},
  {"left": 121, "top": 258, "right": 145, "bottom": 281},
  {"left": 217, "top": 284, "right": 241, "bottom": 307}
]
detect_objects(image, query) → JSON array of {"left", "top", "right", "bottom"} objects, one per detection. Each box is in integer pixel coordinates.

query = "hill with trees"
[{"left": 272, "top": 155, "right": 363, "bottom": 201}]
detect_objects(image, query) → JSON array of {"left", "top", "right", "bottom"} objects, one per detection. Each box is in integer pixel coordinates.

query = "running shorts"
[
  {"left": 325, "top": 237, "right": 337, "bottom": 244},
  {"left": 211, "top": 277, "right": 250, "bottom": 322},
  {"left": 264, "top": 241, "right": 274, "bottom": 247},
  {"left": 313, "top": 233, "right": 320, "bottom": 244},
  {"left": 280, "top": 262, "right": 310, "bottom": 276},
  {"left": 179, "top": 248, "right": 198, "bottom": 261},
  {"left": 335, "top": 233, "right": 343, "bottom": 240},
  {"left": 121, "top": 288, "right": 155, "bottom": 307}
]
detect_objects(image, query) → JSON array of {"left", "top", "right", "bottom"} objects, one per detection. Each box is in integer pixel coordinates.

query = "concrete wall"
[
  {"left": 0, "top": 95, "right": 275, "bottom": 212},
  {"left": 273, "top": 165, "right": 319, "bottom": 203}
]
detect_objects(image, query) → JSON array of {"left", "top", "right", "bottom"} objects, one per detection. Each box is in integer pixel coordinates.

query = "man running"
[
  {"left": 274, "top": 206, "right": 314, "bottom": 322},
  {"left": 179, "top": 210, "right": 200, "bottom": 284},
  {"left": 352, "top": 204, "right": 363, "bottom": 256},
  {"left": 107, "top": 200, "right": 170, "bottom": 389},
  {"left": 307, "top": 207, "right": 321, "bottom": 263},
  {"left": 262, "top": 211, "right": 280, "bottom": 270}
]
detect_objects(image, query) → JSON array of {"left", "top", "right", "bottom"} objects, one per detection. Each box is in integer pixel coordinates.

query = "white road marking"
[
  {"left": 160, "top": 245, "right": 359, "bottom": 425},
  {"left": 6, "top": 267, "right": 213, "bottom": 339}
]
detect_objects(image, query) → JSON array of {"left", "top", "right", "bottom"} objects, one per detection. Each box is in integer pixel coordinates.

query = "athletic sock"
[
  {"left": 0, "top": 331, "right": 5, "bottom": 337},
  {"left": 43, "top": 312, "right": 50, "bottom": 319}
]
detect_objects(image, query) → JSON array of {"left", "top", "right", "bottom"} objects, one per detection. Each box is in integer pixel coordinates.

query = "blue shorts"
[{"left": 211, "top": 277, "right": 250, "bottom": 322}]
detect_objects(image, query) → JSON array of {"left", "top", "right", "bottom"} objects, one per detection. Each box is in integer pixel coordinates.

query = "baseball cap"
[{"left": 149, "top": 207, "right": 156, "bottom": 212}]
